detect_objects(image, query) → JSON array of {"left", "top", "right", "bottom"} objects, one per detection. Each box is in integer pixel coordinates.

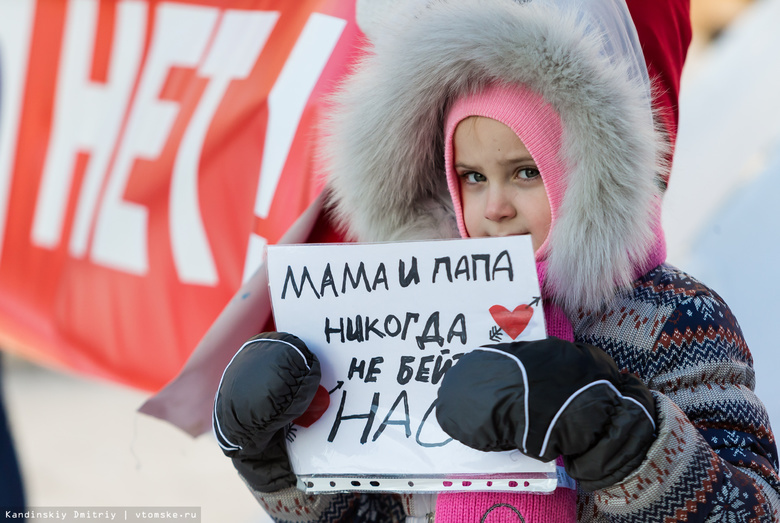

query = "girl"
[{"left": 213, "top": 0, "right": 780, "bottom": 520}]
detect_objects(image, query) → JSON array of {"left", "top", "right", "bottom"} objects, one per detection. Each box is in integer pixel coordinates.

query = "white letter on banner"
[
  {"left": 0, "top": 0, "right": 35, "bottom": 263},
  {"left": 244, "top": 13, "right": 347, "bottom": 282},
  {"left": 91, "top": 4, "right": 218, "bottom": 274},
  {"left": 169, "top": 10, "right": 278, "bottom": 285},
  {"left": 31, "top": 0, "right": 146, "bottom": 254}
]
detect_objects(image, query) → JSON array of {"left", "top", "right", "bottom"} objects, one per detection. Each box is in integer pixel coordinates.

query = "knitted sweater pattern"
[
  {"left": 574, "top": 263, "right": 779, "bottom": 521},
  {"left": 254, "top": 264, "right": 780, "bottom": 522}
]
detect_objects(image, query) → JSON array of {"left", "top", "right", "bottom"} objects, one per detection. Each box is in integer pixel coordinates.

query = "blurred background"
[
  {"left": 1, "top": 0, "right": 778, "bottom": 522},
  {"left": 663, "top": 0, "right": 780, "bottom": 430}
]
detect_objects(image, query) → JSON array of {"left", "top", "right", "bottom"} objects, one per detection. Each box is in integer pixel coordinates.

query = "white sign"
[{"left": 267, "top": 237, "right": 556, "bottom": 493}]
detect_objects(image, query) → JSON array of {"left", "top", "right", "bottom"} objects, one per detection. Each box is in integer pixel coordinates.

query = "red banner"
[
  {"left": 0, "top": 0, "right": 689, "bottom": 405},
  {"left": 0, "top": 0, "right": 361, "bottom": 390}
]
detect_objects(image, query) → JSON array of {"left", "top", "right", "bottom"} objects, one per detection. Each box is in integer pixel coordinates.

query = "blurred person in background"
[
  {"left": 0, "top": 353, "right": 25, "bottom": 511},
  {"left": 0, "top": 57, "right": 26, "bottom": 512}
]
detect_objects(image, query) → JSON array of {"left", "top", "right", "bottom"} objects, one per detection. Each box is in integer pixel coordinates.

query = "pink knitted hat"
[{"left": 444, "top": 83, "right": 566, "bottom": 259}]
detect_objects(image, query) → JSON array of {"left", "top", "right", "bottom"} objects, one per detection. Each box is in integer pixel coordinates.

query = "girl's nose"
[{"left": 484, "top": 186, "right": 516, "bottom": 222}]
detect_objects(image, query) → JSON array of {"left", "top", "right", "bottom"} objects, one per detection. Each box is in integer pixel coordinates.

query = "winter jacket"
[
  {"left": 250, "top": 265, "right": 780, "bottom": 521},
  {"left": 245, "top": 0, "right": 780, "bottom": 521}
]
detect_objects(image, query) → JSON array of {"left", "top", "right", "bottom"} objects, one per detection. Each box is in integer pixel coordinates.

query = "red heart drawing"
[
  {"left": 293, "top": 385, "right": 330, "bottom": 428},
  {"left": 489, "top": 304, "right": 534, "bottom": 339}
]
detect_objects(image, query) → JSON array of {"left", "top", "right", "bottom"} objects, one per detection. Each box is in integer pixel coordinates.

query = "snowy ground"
[{"left": 2, "top": 355, "right": 272, "bottom": 523}]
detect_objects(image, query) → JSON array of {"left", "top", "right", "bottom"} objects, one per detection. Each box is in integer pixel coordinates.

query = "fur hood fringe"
[{"left": 322, "top": 0, "right": 667, "bottom": 314}]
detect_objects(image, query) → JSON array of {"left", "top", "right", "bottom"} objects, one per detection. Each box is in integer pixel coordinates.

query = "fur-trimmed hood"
[{"left": 322, "top": 0, "right": 668, "bottom": 314}]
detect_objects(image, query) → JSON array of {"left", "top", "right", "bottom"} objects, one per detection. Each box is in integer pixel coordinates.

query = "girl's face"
[{"left": 453, "top": 116, "right": 552, "bottom": 252}]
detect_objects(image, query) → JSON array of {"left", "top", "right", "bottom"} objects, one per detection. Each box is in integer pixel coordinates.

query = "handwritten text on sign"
[{"left": 267, "top": 237, "right": 551, "bottom": 478}]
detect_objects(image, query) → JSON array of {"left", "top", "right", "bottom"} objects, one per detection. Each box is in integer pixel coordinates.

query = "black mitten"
[
  {"left": 435, "top": 337, "right": 656, "bottom": 491},
  {"left": 213, "top": 332, "right": 321, "bottom": 492}
]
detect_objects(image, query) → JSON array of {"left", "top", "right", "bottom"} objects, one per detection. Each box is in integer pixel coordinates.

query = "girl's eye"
[
  {"left": 462, "top": 172, "right": 487, "bottom": 183},
  {"left": 517, "top": 167, "right": 540, "bottom": 180}
]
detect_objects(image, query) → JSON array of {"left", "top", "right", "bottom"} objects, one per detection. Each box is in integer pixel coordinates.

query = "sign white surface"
[{"left": 267, "top": 237, "right": 555, "bottom": 492}]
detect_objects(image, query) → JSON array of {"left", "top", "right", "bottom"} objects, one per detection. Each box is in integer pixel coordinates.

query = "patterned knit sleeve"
[{"left": 581, "top": 285, "right": 780, "bottom": 522}]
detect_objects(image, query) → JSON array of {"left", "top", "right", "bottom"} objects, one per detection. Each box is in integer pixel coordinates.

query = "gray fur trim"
[{"left": 321, "top": 0, "right": 666, "bottom": 313}]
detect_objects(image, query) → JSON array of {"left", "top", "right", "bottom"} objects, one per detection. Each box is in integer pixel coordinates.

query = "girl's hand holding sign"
[
  {"left": 436, "top": 337, "right": 657, "bottom": 491},
  {"left": 213, "top": 332, "right": 323, "bottom": 493}
]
